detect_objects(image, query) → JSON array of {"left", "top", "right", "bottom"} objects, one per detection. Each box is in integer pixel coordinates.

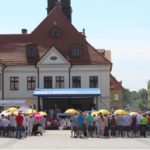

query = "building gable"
[
  {"left": 31, "top": 7, "right": 111, "bottom": 66},
  {"left": 110, "top": 74, "right": 124, "bottom": 91},
  {"left": 37, "top": 46, "right": 70, "bottom": 65},
  {"left": 0, "top": 6, "right": 112, "bottom": 67}
]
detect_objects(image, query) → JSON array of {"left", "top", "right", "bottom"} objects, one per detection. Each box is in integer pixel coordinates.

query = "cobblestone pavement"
[{"left": 0, "top": 130, "right": 150, "bottom": 150}]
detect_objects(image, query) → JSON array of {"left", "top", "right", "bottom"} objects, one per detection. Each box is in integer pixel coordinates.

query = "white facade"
[{"left": 0, "top": 47, "right": 111, "bottom": 109}]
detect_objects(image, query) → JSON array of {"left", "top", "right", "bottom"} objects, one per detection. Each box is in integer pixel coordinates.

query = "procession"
[{"left": 1, "top": 106, "right": 150, "bottom": 140}]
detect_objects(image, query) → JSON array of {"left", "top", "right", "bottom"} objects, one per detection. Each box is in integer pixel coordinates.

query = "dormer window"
[
  {"left": 70, "top": 44, "right": 82, "bottom": 58},
  {"left": 26, "top": 44, "right": 38, "bottom": 59},
  {"left": 50, "top": 26, "right": 61, "bottom": 38}
]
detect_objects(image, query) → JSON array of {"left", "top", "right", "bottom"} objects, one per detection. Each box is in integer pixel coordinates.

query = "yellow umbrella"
[
  {"left": 91, "top": 111, "right": 99, "bottom": 116},
  {"left": 6, "top": 107, "right": 18, "bottom": 112},
  {"left": 129, "top": 112, "right": 138, "bottom": 116},
  {"left": 39, "top": 111, "right": 47, "bottom": 116},
  {"left": 12, "top": 110, "right": 19, "bottom": 116},
  {"left": 25, "top": 109, "right": 37, "bottom": 115},
  {"left": 98, "top": 109, "right": 110, "bottom": 115},
  {"left": 65, "top": 108, "right": 78, "bottom": 115},
  {"left": 114, "top": 109, "right": 128, "bottom": 115}
]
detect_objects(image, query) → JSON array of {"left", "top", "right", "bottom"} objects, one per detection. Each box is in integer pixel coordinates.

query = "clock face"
[{"left": 50, "top": 56, "right": 58, "bottom": 60}]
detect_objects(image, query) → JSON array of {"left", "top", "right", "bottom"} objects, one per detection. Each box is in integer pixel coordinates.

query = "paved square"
[{"left": 0, "top": 130, "right": 150, "bottom": 150}]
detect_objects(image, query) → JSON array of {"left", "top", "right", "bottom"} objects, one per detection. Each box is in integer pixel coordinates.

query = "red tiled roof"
[
  {"left": 0, "top": 59, "right": 3, "bottom": 64},
  {"left": 0, "top": 7, "right": 112, "bottom": 66},
  {"left": 0, "top": 43, "right": 46, "bottom": 65},
  {"left": 0, "top": 34, "right": 30, "bottom": 45},
  {"left": 110, "top": 74, "right": 124, "bottom": 91}
]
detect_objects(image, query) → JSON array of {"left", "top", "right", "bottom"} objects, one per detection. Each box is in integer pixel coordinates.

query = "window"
[
  {"left": 44, "top": 76, "right": 52, "bottom": 88},
  {"left": 72, "top": 76, "right": 81, "bottom": 88},
  {"left": 27, "top": 76, "right": 36, "bottom": 90},
  {"left": 70, "top": 47, "right": 81, "bottom": 57},
  {"left": 114, "top": 94, "right": 119, "bottom": 101},
  {"left": 56, "top": 76, "right": 64, "bottom": 88},
  {"left": 26, "top": 44, "right": 38, "bottom": 59},
  {"left": 89, "top": 76, "right": 98, "bottom": 88},
  {"left": 50, "top": 26, "right": 60, "bottom": 38},
  {"left": 70, "top": 44, "right": 82, "bottom": 58},
  {"left": 27, "top": 47, "right": 37, "bottom": 59},
  {"left": 10, "top": 77, "right": 19, "bottom": 90}
]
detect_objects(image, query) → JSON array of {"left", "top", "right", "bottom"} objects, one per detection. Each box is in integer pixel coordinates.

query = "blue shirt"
[{"left": 77, "top": 115, "right": 84, "bottom": 127}]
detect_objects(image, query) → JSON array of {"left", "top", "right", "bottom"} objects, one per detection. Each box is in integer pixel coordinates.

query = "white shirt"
[
  {"left": 9, "top": 116, "right": 17, "bottom": 127},
  {"left": 2, "top": 118, "right": 10, "bottom": 127},
  {"left": 28, "top": 116, "right": 35, "bottom": 126}
]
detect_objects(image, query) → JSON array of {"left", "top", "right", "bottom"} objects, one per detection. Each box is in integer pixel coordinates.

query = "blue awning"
[{"left": 33, "top": 88, "right": 101, "bottom": 97}]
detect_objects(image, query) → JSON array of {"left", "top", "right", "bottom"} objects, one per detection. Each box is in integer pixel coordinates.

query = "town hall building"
[{"left": 0, "top": 0, "right": 123, "bottom": 112}]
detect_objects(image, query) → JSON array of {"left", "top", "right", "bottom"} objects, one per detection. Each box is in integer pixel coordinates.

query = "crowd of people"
[
  {"left": 70, "top": 112, "right": 150, "bottom": 138},
  {"left": 0, "top": 112, "right": 46, "bottom": 139},
  {"left": 1, "top": 107, "right": 150, "bottom": 140}
]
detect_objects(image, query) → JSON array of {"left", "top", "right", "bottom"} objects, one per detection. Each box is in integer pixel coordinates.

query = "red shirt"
[
  {"left": 16, "top": 114, "right": 23, "bottom": 126},
  {"left": 147, "top": 116, "right": 150, "bottom": 125}
]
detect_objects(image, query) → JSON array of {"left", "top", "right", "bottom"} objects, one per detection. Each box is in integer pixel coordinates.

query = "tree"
[
  {"left": 123, "top": 88, "right": 148, "bottom": 111},
  {"left": 123, "top": 88, "right": 132, "bottom": 109},
  {"left": 147, "top": 80, "right": 150, "bottom": 109},
  {"left": 138, "top": 88, "right": 148, "bottom": 110}
]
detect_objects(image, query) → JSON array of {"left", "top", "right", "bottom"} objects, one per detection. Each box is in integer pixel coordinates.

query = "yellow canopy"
[
  {"left": 114, "top": 109, "right": 128, "bottom": 115},
  {"left": 98, "top": 109, "right": 110, "bottom": 115},
  {"left": 6, "top": 107, "right": 18, "bottom": 112},
  {"left": 65, "top": 108, "right": 78, "bottom": 115},
  {"left": 25, "top": 109, "right": 37, "bottom": 115},
  {"left": 12, "top": 110, "right": 19, "bottom": 116},
  {"left": 129, "top": 112, "right": 138, "bottom": 116},
  {"left": 39, "top": 111, "right": 47, "bottom": 116},
  {"left": 91, "top": 111, "right": 99, "bottom": 116}
]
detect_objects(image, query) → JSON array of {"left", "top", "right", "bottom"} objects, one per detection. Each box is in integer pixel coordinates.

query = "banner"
[{"left": 0, "top": 100, "right": 26, "bottom": 106}]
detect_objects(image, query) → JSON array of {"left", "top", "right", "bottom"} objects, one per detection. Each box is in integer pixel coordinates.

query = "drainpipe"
[
  {"left": 35, "top": 64, "right": 40, "bottom": 110},
  {"left": 35, "top": 64, "right": 39, "bottom": 88},
  {"left": 68, "top": 64, "right": 72, "bottom": 88},
  {"left": 2, "top": 64, "right": 6, "bottom": 100},
  {"left": 68, "top": 64, "right": 72, "bottom": 108}
]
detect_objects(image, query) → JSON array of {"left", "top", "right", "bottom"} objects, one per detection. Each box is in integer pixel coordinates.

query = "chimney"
[
  {"left": 22, "top": 28, "right": 27, "bottom": 34},
  {"left": 120, "top": 81, "right": 122, "bottom": 85}
]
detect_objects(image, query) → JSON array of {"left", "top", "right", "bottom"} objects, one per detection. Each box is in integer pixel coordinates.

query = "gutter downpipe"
[
  {"left": 35, "top": 64, "right": 40, "bottom": 110},
  {"left": 69, "top": 64, "right": 72, "bottom": 88},
  {"left": 2, "top": 64, "right": 6, "bottom": 100},
  {"left": 68, "top": 64, "right": 72, "bottom": 108}
]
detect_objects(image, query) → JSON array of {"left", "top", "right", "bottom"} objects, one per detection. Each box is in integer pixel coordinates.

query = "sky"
[{"left": 0, "top": 0, "right": 150, "bottom": 91}]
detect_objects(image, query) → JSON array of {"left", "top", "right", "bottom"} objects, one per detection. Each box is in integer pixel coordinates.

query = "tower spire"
[
  {"left": 47, "top": 0, "right": 72, "bottom": 23},
  {"left": 47, "top": 0, "right": 57, "bottom": 15},
  {"left": 61, "top": 0, "right": 72, "bottom": 23}
]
